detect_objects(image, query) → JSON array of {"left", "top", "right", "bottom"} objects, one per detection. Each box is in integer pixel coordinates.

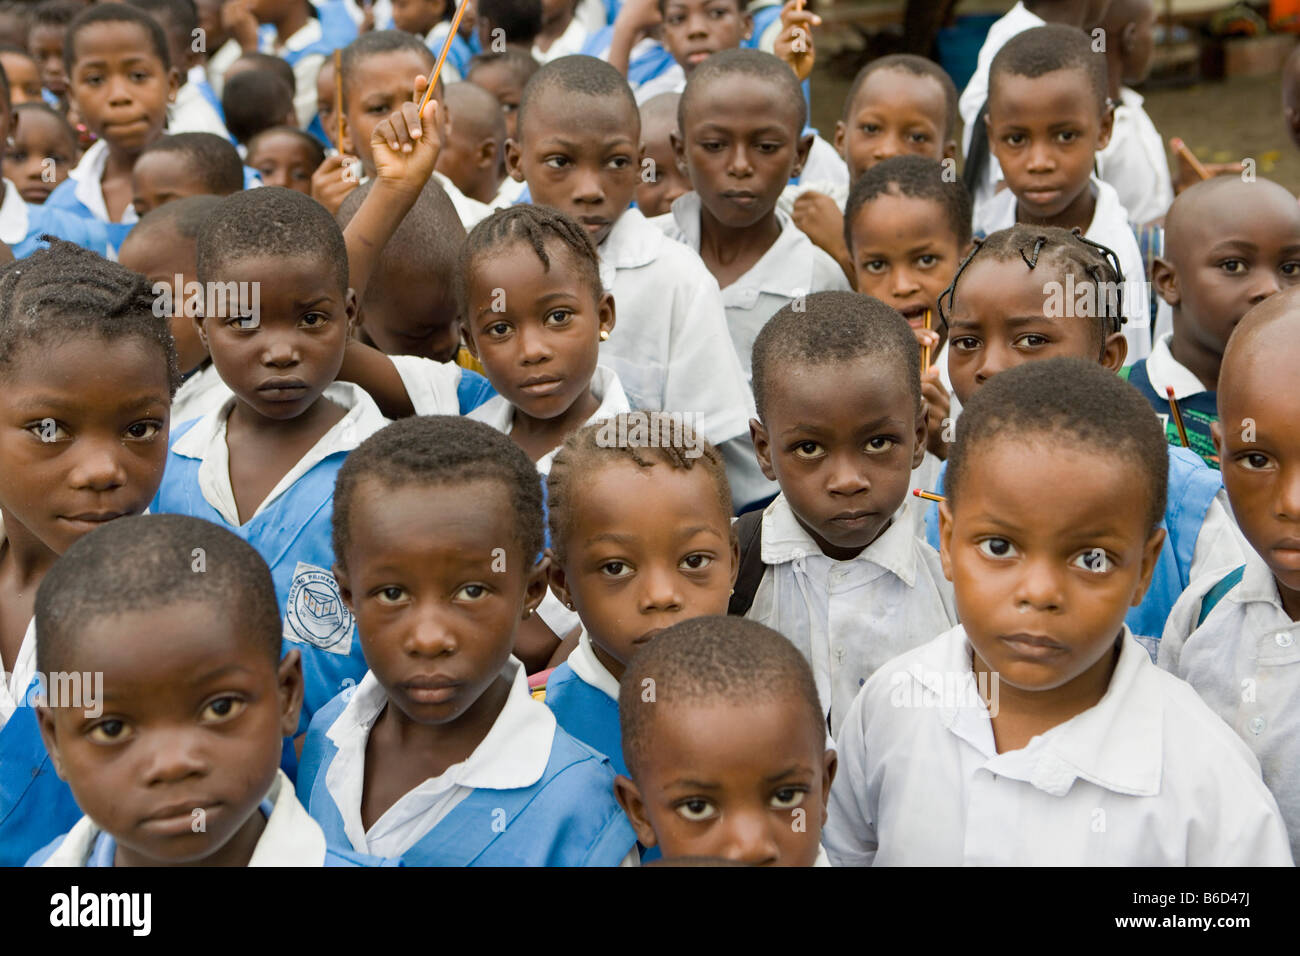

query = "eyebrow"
[
  {"left": 779, "top": 415, "right": 908, "bottom": 438},
  {"left": 947, "top": 315, "right": 1053, "bottom": 331},
  {"left": 12, "top": 394, "right": 166, "bottom": 414},
  {"left": 295, "top": 296, "right": 334, "bottom": 308},
  {"left": 536, "top": 136, "right": 636, "bottom": 151},
  {"left": 586, "top": 525, "right": 725, "bottom": 546},
  {"left": 765, "top": 764, "right": 813, "bottom": 783},
  {"left": 665, "top": 778, "right": 722, "bottom": 790},
  {"left": 187, "top": 663, "right": 257, "bottom": 686}
]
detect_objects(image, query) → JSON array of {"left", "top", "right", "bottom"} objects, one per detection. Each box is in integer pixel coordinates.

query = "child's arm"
[
  {"left": 791, "top": 190, "right": 854, "bottom": 284},
  {"left": 608, "top": 0, "right": 661, "bottom": 77},
  {"left": 773, "top": 0, "right": 822, "bottom": 83}
]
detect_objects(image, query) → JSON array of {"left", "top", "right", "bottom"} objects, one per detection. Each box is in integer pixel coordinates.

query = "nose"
[
  {"left": 638, "top": 563, "right": 684, "bottom": 614},
  {"left": 1277, "top": 462, "right": 1300, "bottom": 522},
  {"left": 973, "top": 341, "right": 1016, "bottom": 386},
  {"left": 891, "top": 265, "right": 920, "bottom": 299},
  {"left": 66, "top": 435, "right": 128, "bottom": 492},
  {"left": 873, "top": 130, "right": 904, "bottom": 162},
  {"left": 686, "top": 12, "right": 709, "bottom": 38},
  {"left": 261, "top": 332, "right": 299, "bottom": 367},
  {"left": 263, "top": 169, "right": 290, "bottom": 189},
  {"left": 1026, "top": 140, "right": 1054, "bottom": 173},
  {"left": 106, "top": 74, "right": 134, "bottom": 106},
  {"left": 142, "top": 728, "right": 208, "bottom": 786},
  {"left": 516, "top": 322, "right": 554, "bottom": 365},
  {"left": 717, "top": 808, "right": 781, "bottom": 866},
  {"left": 403, "top": 601, "right": 459, "bottom": 657},
  {"left": 1013, "top": 554, "right": 1065, "bottom": 612},
  {"left": 727, "top": 144, "right": 753, "bottom": 179},
  {"left": 1249, "top": 270, "right": 1283, "bottom": 305},
  {"left": 572, "top": 168, "right": 605, "bottom": 206},
  {"left": 825, "top": 452, "right": 869, "bottom": 497}
]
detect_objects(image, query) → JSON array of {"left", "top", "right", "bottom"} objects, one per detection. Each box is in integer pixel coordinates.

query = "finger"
[
  {"left": 412, "top": 73, "right": 429, "bottom": 108},
  {"left": 399, "top": 100, "right": 423, "bottom": 141},
  {"left": 419, "top": 99, "right": 441, "bottom": 143},
  {"left": 373, "top": 117, "right": 401, "bottom": 153}
]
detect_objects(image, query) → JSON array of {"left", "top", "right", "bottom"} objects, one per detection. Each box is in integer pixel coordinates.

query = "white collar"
[
  {"left": 1142, "top": 332, "right": 1207, "bottom": 400},
  {"left": 977, "top": 175, "right": 1120, "bottom": 241},
  {"left": 1231, "top": 547, "right": 1295, "bottom": 613},
  {"left": 597, "top": 207, "right": 664, "bottom": 285},
  {"left": 567, "top": 630, "right": 621, "bottom": 701},
  {"left": 0, "top": 514, "right": 38, "bottom": 729},
  {"left": 68, "top": 140, "right": 139, "bottom": 224},
  {"left": 432, "top": 170, "right": 493, "bottom": 228},
  {"left": 0, "top": 179, "right": 30, "bottom": 244},
  {"left": 265, "top": 17, "right": 322, "bottom": 54},
  {"left": 759, "top": 493, "right": 919, "bottom": 587}
]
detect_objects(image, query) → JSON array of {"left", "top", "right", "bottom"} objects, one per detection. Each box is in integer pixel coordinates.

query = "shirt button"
[
  {"left": 1277, "top": 631, "right": 1295, "bottom": 648},
  {"left": 1249, "top": 716, "right": 1266, "bottom": 735}
]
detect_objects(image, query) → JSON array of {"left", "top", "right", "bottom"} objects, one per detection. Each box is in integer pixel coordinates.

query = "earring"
[
  {"left": 523, "top": 607, "right": 533, "bottom": 619},
  {"left": 599, "top": 329, "right": 610, "bottom": 341}
]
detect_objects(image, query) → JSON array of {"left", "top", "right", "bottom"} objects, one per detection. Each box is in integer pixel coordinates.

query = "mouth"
[
  {"left": 722, "top": 191, "right": 758, "bottom": 207},
  {"left": 999, "top": 632, "right": 1068, "bottom": 659},
  {"left": 518, "top": 374, "right": 564, "bottom": 395},
  {"left": 829, "top": 510, "right": 877, "bottom": 529},
  {"left": 59, "top": 511, "right": 125, "bottom": 531},
  {"left": 578, "top": 216, "right": 609, "bottom": 235},
  {"left": 140, "top": 800, "right": 221, "bottom": 835},
  {"left": 1270, "top": 539, "right": 1300, "bottom": 569},
  {"left": 633, "top": 627, "right": 666, "bottom": 647},
  {"left": 896, "top": 304, "right": 932, "bottom": 326},
  {"left": 104, "top": 117, "right": 151, "bottom": 135},
  {"left": 257, "top": 377, "right": 310, "bottom": 401},
  {"left": 401, "top": 675, "right": 462, "bottom": 705},
  {"left": 685, "top": 49, "right": 714, "bottom": 66},
  {"left": 1021, "top": 187, "right": 1063, "bottom": 206}
]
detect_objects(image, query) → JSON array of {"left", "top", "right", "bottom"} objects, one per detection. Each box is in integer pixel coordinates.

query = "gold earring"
[
  {"left": 599, "top": 329, "right": 610, "bottom": 341},
  {"left": 523, "top": 608, "right": 533, "bottom": 619}
]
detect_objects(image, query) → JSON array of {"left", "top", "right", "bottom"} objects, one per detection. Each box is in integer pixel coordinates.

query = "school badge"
[{"left": 284, "top": 562, "right": 353, "bottom": 655}]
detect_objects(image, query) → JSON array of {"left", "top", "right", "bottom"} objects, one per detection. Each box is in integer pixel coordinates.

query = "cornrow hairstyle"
[
  {"left": 842, "top": 53, "right": 958, "bottom": 141},
  {"left": 988, "top": 24, "right": 1110, "bottom": 117},
  {"left": 843, "top": 155, "right": 972, "bottom": 254},
  {"left": 64, "top": 1, "right": 171, "bottom": 75},
  {"left": 332, "top": 415, "right": 545, "bottom": 569},
  {"left": 477, "top": 0, "right": 543, "bottom": 47},
  {"left": 547, "top": 412, "right": 732, "bottom": 564},
  {"left": 467, "top": 45, "right": 540, "bottom": 87},
  {"left": 458, "top": 204, "right": 603, "bottom": 314},
  {"left": 938, "top": 223, "right": 1124, "bottom": 349},
  {"left": 247, "top": 124, "right": 327, "bottom": 171},
  {"left": 12, "top": 102, "right": 78, "bottom": 151},
  {"left": 946, "top": 357, "right": 1168, "bottom": 532},
  {"left": 35, "top": 514, "right": 282, "bottom": 675},
  {"left": 139, "top": 132, "right": 244, "bottom": 195},
  {"left": 751, "top": 290, "right": 921, "bottom": 422},
  {"left": 516, "top": 54, "right": 637, "bottom": 144},
  {"left": 679, "top": 48, "right": 806, "bottom": 134},
  {"left": 339, "top": 30, "right": 436, "bottom": 106},
  {"left": 222, "top": 69, "right": 293, "bottom": 144},
  {"left": 619, "top": 615, "right": 825, "bottom": 779},
  {"left": 197, "top": 186, "right": 349, "bottom": 298},
  {"left": 0, "top": 237, "right": 180, "bottom": 394}
]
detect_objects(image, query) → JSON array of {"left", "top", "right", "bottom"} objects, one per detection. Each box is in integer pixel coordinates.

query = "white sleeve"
[
  {"left": 1156, "top": 569, "right": 1222, "bottom": 675},
  {"left": 1189, "top": 491, "right": 1249, "bottom": 582},
  {"left": 387, "top": 355, "right": 465, "bottom": 416},
  {"left": 291, "top": 53, "right": 325, "bottom": 130},
  {"left": 821, "top": 688, "right": 878, "bottom": 867}
]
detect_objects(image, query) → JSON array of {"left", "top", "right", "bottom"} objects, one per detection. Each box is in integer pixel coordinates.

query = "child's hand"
[
  {"left": 791, "top": 189, "right": 846, "bottom": 258},
  {"left": 774, "top": 0, "right": 821, "bottom": 83},
  {"left": 921, "top": 365, "right": 950, "bottom": 461},
  {"left": 221, "top": 0, "right": 260, "bottom": 53},
  {"left": 1172, "top": 152, "right": 1245, "bottom": 194},
  {"left": 369, "top": 76, "right": 443, "bottom": 198},
  {"left": 360, "top": 0, "right": 375, "bottom": 32},
  {"left": 311, "top": 154, "right": 360, "bottom": 215}
]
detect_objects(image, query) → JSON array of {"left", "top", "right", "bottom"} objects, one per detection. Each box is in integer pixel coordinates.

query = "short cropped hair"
[
  {"left": 340, "top": 29, "right": 436, "bottom": 105},
  {"left": 679, "top": 48, "right": 806, "bottom": 133},
  {"left": 751, "top": 290, "right": 921, "bottom": 421},
  {"left": 843, "top": 53, "right": 958, "bottom": 141},
  {"left": 12, "top": 102, "right": 77, "bottom": 150},
  {"left": 64, "top": 2, "right": 171, "bottom": 74},
  {"left": 222, "top": 69, "right": 293, "bottom": 143},
  {"left": 139, "top": 132, "right": 244, "bottom": 195},
  {"left": 126, "top": 193, "right": 222, "bottom": 245},
  {"left": 467, "top": 46, "right": 539, "bottom": 87},
  {"left": 844, "top": 155, "right": 972, "bottom": 252},
  {"left": 36, "top": 515, "right": 282, "bottom": 674},
  {"left": 946, "top": 357, "right": 1168, "bottom": 531},
  {"left": 620, "top": 616, "right": 825, "bottom": 779},
  {"left": 33, "top": 0, "right": 82, "bottom": 32},
  {"left": 229, "top": 51, "right": 295, "bottom": 93},
  {"left": 247, "top": 125, "right": 327, "bottom": 170},
  {"left": 333, "top": 416, "right": 545, "bottom": 567},
  {"left": 547, "top": 413, "right": 732, "bottom": 562},
  {"left": 197, "top": 187, "right": 349, "bottom": 296},
  {"left": 516, "top": 54, "right": 637, "bottom": 141},
  {"left": 989, "top": 23, "right": 1109, "bottom": 114}
]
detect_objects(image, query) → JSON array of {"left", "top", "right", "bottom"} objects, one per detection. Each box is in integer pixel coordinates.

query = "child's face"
[
  {"left": 5, "top": 110, "right": 78, "bottom": 204},
  {"left": 849, "top": 191, "right": 966, "bottom": 349},
  {"left": 38, "top": 602, "right": 303, "bottom": 867},
  {"left": 0, "top": 336, "right": 170, "bottom": 557},
  {"left": 197, "top": 254, "right": 355, "bottom": 423},
  {"left": 675, "top": 75, "right": 809, "bottom": 231},
  {"left": 344, "top": 50, "right": 437, "bottom": 175},
  {"left": 119, "top": 227, "right": 208, "bottom": 374},
  {"left": 28, "top": 23, "right": 67, "bottom": 100},
  {"left": 68, "top": 22, "right": 177, "bottom": 154},
  {"left": 938, "top": 436, "right": 1163, "bottom": 693},
  {"left": 661, "top": 0, "right": 750, "bottom": 74},
  {"left": 987, "top": 68, "right": 1112, "bottom": 224},
  {"left": 391, "top": 0, "right": 445, "bottom": 36},
  {"left": 506, "top": 92, "right": 641, "bottom": 247},
  {"left": 1120, "top": 1, "right": 1156, "bottom": 85},
  {"left": 616, "top": 696, "right": 835, "bottom": 865},
  {"left": 335, "top": 477, "right": 548, "bottom": 727},
  {"left": 465, "top": 240, "right": 615, "bottom": 420},
  {"left": 247, "top": 131, "right": 318, "bottom": 194},
  {"left": 131, "top": 150, "right": 212, "bottom": 217},
  {"left": 946, "top": 256, "right": 1126, "bottom": 406},
  {"left": 362, "top": 254, "right": 463, "bottom": 364},
  {"left": 551, "top": 458, "right": 737, "bottom": 678},
  {"left": 635, "top": 106, "right": 689, "bottom": 218},
  {"left": 469, "top": 63, "right": 523, "bottom": 142},
  {"left": 1, "top": 53, "right": 46, "bottom": 105},
  {"left": 316, "top": 59, "right": 338, "bottom": 149},
  {"left": 835, "top": 68, "right": 952, "bottom": 182},
  {"left": 752, "top": 354, "right": 926, "bottom": 560}
]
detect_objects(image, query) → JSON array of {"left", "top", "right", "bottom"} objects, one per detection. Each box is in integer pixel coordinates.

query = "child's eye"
[
  {"left": 543, "top": 155, "right": 570, "bottom": 169},
  {"left": 7, "top": 150, "right": 26, "bottom": 162},
  {"left": 201, "top": 696, "right": 246, "bottom": 722},
  {"left": 1219, "top": 259, "right": 1246, "bottom": 274},
  {"left": 680, "top": 553, "right": 713, "bottom": 571},
  {"left": 1072, "top": 549, "right": 1114, "bottom": 574},
  {"left": 607, "top": 156, "right": 631, "bottom": 169},
  {"left": 1005, "top": 133, "right": 1025, "bottom": 146},
  {"left": 124, "top": 420, "right": 162, "bottom": 441},
  {"left": 977, "top": 537, "right": 1017, "bottom": 559},
  {"left": 756, "top": 142, "right": 782, "bottom": 153},
  {"left": 860, "top": 123, "right": 879, "bottom": 135},
  {"left": 300, "top": 312, "right": 329, "bottom": 328},
  {"left": 862, "top": 259, "right": 887, "bottom": 274},
  {"left": 865, "top": 437, "right": 896, "bottom": 453},
  {"left": 544, "top": 308, "right": 573, "bottom": 325},
  {"left": 227, "top": 315, "right": 258, "bottom": 329},
  {"left": 950, "top": 335, "right": 980, "bottom": 351},
  {"left": 375, "top": 586, "right": 407, "bottom": 604},
  {"left": 908, "top": 132, "right": 930, "bottom": 143},
  {"left": 485, "top": 321, "right": 511, "bottom": 337},
  {"left": 1015, "top": 333, "right": 1050, "bottom": 348},
  {"left": 367, "top": 103, "right": 390, "bottom": 115},
  {"left": 599, "top": 560, "right": 632, "bottom": 578},
  {"left": 1057, "top": 130, "right": 1078, "bottom": 143},
  {"left": 791, "top": 441, "right": 823, "bottom": 459},
  {"left": 770, "top": 787, "right": 806, "bottom": 809},
  {"left": 87, "top": 718, "right": 130, "bottom": 744},
  {"left": 1238, "top": 452, "right": 1272, "bottom": 470},
  {"left": 455, "top": 583, "right": 489, "bottom": 601},
  {"left": 27, "top": 419, "right": 69, "bottom": 442},
  {"left": 1281, "top": 261, "right": 1300, "bottom": 277},
  {"left": 699, "top": 141, "right": 725, "bottom": 152},
  {"left": 130, "top": 71, "right": 151, "bottom": 82},
  {"left": 917, "top": 254, "right": 938, "bottom": 268},
  {"left": 675, "top": 798, "right": 716, "bottom": 822}
]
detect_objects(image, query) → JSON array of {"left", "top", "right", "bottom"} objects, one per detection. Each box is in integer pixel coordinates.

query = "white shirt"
[
  {"left": 532, "top": 15, "right": 590, "bottom": 65},
  {"left": 171, "top": 382, "right": 388, "bottom": 527},
  {"left": 261, "top": 19, "right": 325, "bottom": 129},
  {"left": 492, "top": 176, "right": 527, "bottom": 209},
  {"left": 745, "top": 493, "right": 956, "bottom": 738},
  {"left": 653, "top": 192, "right": 852, "bottom": 380},
  {"left": 41, "top": 769, "right": 337, "bottom": 866},
  {"left": 167, "top": 66, "right": 231, "bottom": 139},
  {"left": 432, "top": 170, "right": 493, "bottom": 229},
  {"left": 385, "top": 354, "right": 465, "bottom": 416},
  {"left": 1097, "top": 87, "right": 1173, "bottom": 228},
  {"left": 0, "top": 178, "right": 29, "bottom": 245},
  {"left": 568, "top": 629, "right": 620, "bottom": 700},
  {"left": 824, "top": 623, "right": 1294, "bottom": 866},
  {"left": 633, "top": 62, "right": 684, "bottom": 105},
  {"left": 67, "top": 140, "right": 140, "bottom": 225},
  {"left": 205, "top": 39, "right": 243, "bottom": 99},
  {"left": 972, "top": 176, "right": 1152, "bottom": 362},
  {"left": 324, "top": 659, "right": 556, "bottom": 859},
  {"left": 1141, "top": 331, "right": 1205, "bottom": 400},
  {"left": 777, "top": 136, "right": 850, "bottom": 217},
  {"left": 1159, "top": 549, "right": 1300, "bottom": 857},
  {"left": 0, "top": 517, "right": 38, "bottom": 734},
  {"left": 171, "top": 363, "right": 234, "bottom": 430}
]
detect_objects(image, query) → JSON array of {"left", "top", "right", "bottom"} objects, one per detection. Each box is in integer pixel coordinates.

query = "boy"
[
  {"left": 1159, "top": 289, "right": 1300, "bottom": 856},
  {"left": 506, "top": 53, "right": 763, "bottom": 510},
  {"left": 626, "top": 0, "right": 751, "bottom": 104},
  {"left": 130, "top": 131, "right": 244, "bottom": 217},
  {"left": 435, "top": 81, "right": 505, "bottom": 205},
  {"left": 975, "top": 24, "right": 1150, "bottom": 360},
  {"left": 28, "top": 0, "right": 80, "bottom": 109},
  {"left": 634, "top": 91, "right": 688, "bottom": 218},
  {"left": 825, "top": 358, "right": 1293, "bottom": 865},
  {"left": 466, "top": 47, "right": 538, "bottom": 205},
  {"left": 654, "top": 49, "right": 851, "bottom": 380},
  {"left": 1129, "top": 176, "right": 1300, "bottom": 467},
  {"left": 222, "top": 69, "right": 297, "bottom": 146},
  {"left": 615, "top": 616, "right": 837, "bottom": 866},
  {"left": 0, "top": 48, "right": 47, "bottom": 105},
  {"left": 30, "top": 515, "right": 392, "bottom": 866},
  {"left": 247, "top": 124, "right": 326, "bottom": 193},
  {"left": 4, "top": 102, "right": 78, "bottom": 204},
  {"left": 256, "top": 0, "right": 356, "bottom": 129},
  {"left": 740, "top": 292, "right": 956, "bottom": 736},
  {"left": 298, "top": 416, "right": 639, "bottom": 865},
  {"left": 476, "top": 0, "right": 543, "bottom": 53},
  {"left": 129, "top": 0, "right": 230, "bottom": 140}
]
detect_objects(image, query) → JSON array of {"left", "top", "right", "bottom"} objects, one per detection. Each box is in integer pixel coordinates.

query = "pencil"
[
  {"left": 333, "top": 49, "right": 343, "bottom": 151},
  {"left": 1170, "top": 137, "right": 1210, "bottom": 182},
  {"left": 913, "top": 489, "right": 945, "bottom": 503},
  {"left": 417, "top": 0, "right": 470, "bottom": 112},
  {"left": 921, "top": 308, "right": 932, "bottom": 374},
  {"left": 1165, "top": 385, "right": 1191, "bottom": 448}
]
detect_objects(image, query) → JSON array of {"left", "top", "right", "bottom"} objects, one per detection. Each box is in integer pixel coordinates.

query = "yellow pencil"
[
  {"left": 417, "top": 0, "right": 471, "bottom": 112},
  {"left": 1165, "top": 385, "right": 1191, "bottom": 448},
  {"left": 1170, "top": 137, "right": 1211, "bottom": 182},
  {"left": 913, "top": 489, "right": 945, "bottom": 503},
  {"left": 921, "top": 308, "right": 932, "bottom": 374},
  {"left": 333, "top": 48, "right": 343, "bottom": 151}
]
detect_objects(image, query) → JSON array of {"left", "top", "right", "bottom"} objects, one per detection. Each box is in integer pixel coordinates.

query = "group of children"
[{"left": 0, "top": 0, "right": 1297, "bottom": 867}]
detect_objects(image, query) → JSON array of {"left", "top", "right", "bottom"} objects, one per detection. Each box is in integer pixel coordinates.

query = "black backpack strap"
[{"left": 728, "top": 508, "right": 767, "bottom": 617}]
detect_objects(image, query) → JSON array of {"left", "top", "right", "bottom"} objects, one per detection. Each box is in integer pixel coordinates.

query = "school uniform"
[
  {"left": 426, "top": 20, "right": 474, "bottom": 83},
  {"left": 653, "top": 192, "right": 852, "bottom": 381},
  {"left": 972, "top": 175, "right": 1152, "bottom": 362},
  {"left": 492, "top": 176, "right": 528, "bottom": 209},
  {"left": 432, "top": 170, "right": 493, "bottom": 229},
  {"left": 43, "top": 140, "right": 138, "bottom": 253},
  {"left": 532, "top": 15, "right": 591, "bottom": 65},
  {"left": 744, "top": 493, "right": 957, "bottom": 738},
  {"left": 0, "top": 177, "right": 113, "bottom": 259},
  {"left": 297, "top": 661, "right": 640, "bottom": 865},
  {"left": 776, "top": 137, "right": 850, "bottom": 219},
  {"left": 261, "top": 18, "right": 332, "bottom": 130},
  {"left": 167, "top": 66, "right": 232, "bottom": 140},
  {"left": 823, "top": 622, "right": 1294, "bottom": 866},
  {"left": 1097, "top": 87, "right": 1174, "bottom": 227},
  {"left": 544, "top": 630, "right": 624, "bottom": 774},
  {"left": 633, "top": 62, "right": 685, "bottom": 105},
  {"left": 385, "top": 353, "right": 495, "bottom": 416},
  {"left": 1121, "top": 332, "right": 1218, "bottom": 469},
  {"left": 150, "top": 383, "right": 388, "bottom": 734},
  {"left": 171, "top": 363, "right": 233, "bottom": 430},
  {"left": 28, "top": 770, "right": 395, "bottom": 866},
  {"left": 582, "top": 29, "right": 677, "bottom": 101}
]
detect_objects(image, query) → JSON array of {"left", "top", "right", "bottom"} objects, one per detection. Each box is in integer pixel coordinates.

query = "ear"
[
  {"left": 1151, "top": 256, "right": 1179, "bottom": 307},
  {"left": 504, "top": 137, "right": 525, "bottom": 182},
  {"left": 669, "top": 127, "right": 688, "bottom": 179},
  {"left": 524, "top": 551, "right": 551, "bottom": 620},
  {"left": 942, "top": 137, "right": 958, "bottom": 162},
  {"left": 1210, "top": 419, "right": 1223, "bottom": 460},
  {"left": 166, "top": 66, "right": 180, "bottom": 104},
  {"left": 332, "top": 563, "right": 354, "bottom": 612},
  {"left": 792, "top": 131, "right": 815, "bottom": 180},
  {"left": 475, "top": 136, "right": 498, "bottom": 170},
  {"left": 832, "top": 119, "right": 846, "bottom": 158},
  {"left": 193, "top": 311, "right": 209, "bottom": 351},
  {"left": 911, "top": 400, "right": 928, "bottom": 470},
  {"left": 275, "top": 649, "right": 305, "bottom": 739},
  {"left": 597, "top": 290, "right": 616, "bottom": 339},
  {"left": 613, "top": 774, "right": 659, "bottom": 849},
  {"left": 341, "top": 113, "right": 354, "bottom": 155},
  {"left": 1096, "top": 99, "right": 1115, "bottom": 151},
  {"left": 548, "top": 558, "right": 575, "bottom": 614},
  {"left": 36, "top": 704, "right": 67, "bottom": 781},
  {"left": 1120, "top": 20, "right": 1137, "bottom": 53},
  {"left": 750, "top": 417, "right": 777, "bottom": 482},
  {"left": 343, "top": 287, "right": 359, "bottom": 334},
  {"left": 1131, "top": 525, "right": 1167, "bottom": 606},
  {"left": 741, "top": 11, "right": 754, "bottom": 41},
  {"left": 818, "top": 748, "right": 838, "bottom": 827},
  {"left": 937, "top": 500, "right": 955, "bottom": 582},
  {"left": 1100, "top": 330, "right": 1128, "bottom": 373}
]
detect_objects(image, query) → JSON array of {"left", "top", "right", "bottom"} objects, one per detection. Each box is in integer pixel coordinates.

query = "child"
[
  {"left": 391, "top": 0, "right": 474, "bottom": 82},
  {"left": 0, "top": 7, "right": 27, "bottom": 53},
  {"left": 0, "top": 239, "right": 179, "bottom": 865},
  {"left": 435, "top": 81, "right": 505, "bottom": 205},
  {"left": 543, "top": 412, "right": 738, "bottom": 775},
  {"left": 615, "top": 615, "right": 836, "bottom": 865},
  {"left": 130, "top": 131, "right": 244, "bottom": 217},
  {"left": 741, "top": 292, "right": 957, "bottom": 736},
  {"left": 253, "top": 0, "right": 356, "bottom": 130},
  {"left": 506, "top": 54, "right": 762, "bottom": 509},
  {"left": 247, "top": 124, "right": 326, "bottom": 193},
  {"left": 465, "top": 47, "right": 537, "bottom": 205},
  {"left": 0, "top": 47, "right": 45, "bottom": 105},
  {"left": 634, "top": 91, "right": 687, "bottom": 218},
  {"left": 1131, "top": 176, "right": 1300, "bottom": 468},
  {"left": 533, "top": 0, "right": 590, "bottom": 64},
  {"left": 117, "top": 195, "right": 231, "bottom": 425},
  {"left": 45, "top": 4, "right": 178, "bottom": 246},
  {"left": 824, "top": 358, "right": 1293, "bottom": 866},
  {"left": 298, "top": 415, "right": 640, "bottom": 865},
  {"left": 27, "top": 0, "right": 80, "bottom": 109},
  {"left": 29, "top": 515, "right": 394, "bottom": 866},
  {"left": 314, "top": 47, "right": 340, "bottom": 150},
  {"left": 476, "top": 0, "right": 543, "bottom": 53},
  {"left": 130, "top": 0, "right": 231, "bottom": 140},
  {"left": 975, "top": 24, "right": 1150, "bottom": 361},
  {"left": 1159, "top": 289, "right": 1300, "bottom": 858},
  {"left": 222, "top": 69, "right": 297, "bottom": 147},
  {"left": 628, "top": 0, "right": 751, "bottom": 104},
  {"left": 4, "top": 102, "right": 78, "bottom": 203}
]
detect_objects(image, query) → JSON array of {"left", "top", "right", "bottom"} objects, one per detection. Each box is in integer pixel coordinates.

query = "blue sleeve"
[
  {"left": 25, "top": 834, "right": 66, "bottom": 867},
  {"left": 456, "top": 369, "right": 497, "bottom": 414}
]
